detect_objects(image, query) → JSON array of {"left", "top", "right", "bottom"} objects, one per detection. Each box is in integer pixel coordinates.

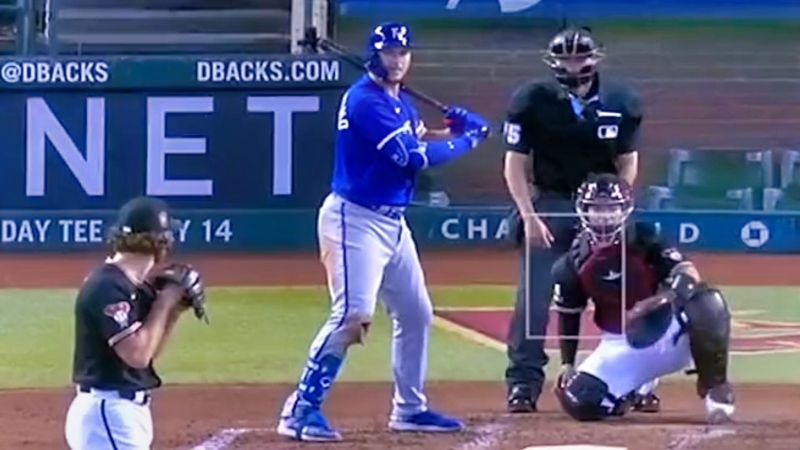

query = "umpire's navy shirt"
[{"left": 503, "top": 75, "right": 642, "bottom": 196}]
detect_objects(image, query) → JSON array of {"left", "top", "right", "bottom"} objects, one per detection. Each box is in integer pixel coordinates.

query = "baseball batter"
[
  {"left": 65, "top": 197, "right": 208, "bottom": 449},
  {"left": 277, "top": 22, "right": 490, "bottom": 442},
  {"left": 552, "top": 173, "right": 736, "bottom": 424}
]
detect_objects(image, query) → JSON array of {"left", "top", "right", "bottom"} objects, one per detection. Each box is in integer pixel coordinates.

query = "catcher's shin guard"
[
  {"left": 681, "top": 287, "right": 732, "bottom": 399},
  {"left": 556, "top": 372, "right": 615, "bottom": 421}
]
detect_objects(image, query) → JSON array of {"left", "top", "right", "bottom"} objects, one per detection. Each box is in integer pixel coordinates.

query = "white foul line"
[
  {"left": 667, "top": 428, "right": 737, "bottom": 450},
  {"left": 457, "top": 423, "right": 506, "bottom": 450},
  {"left": 190, "top": 428, "right": 253, "bottom": 450}
]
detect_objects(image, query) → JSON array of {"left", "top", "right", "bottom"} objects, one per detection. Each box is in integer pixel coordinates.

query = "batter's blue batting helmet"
[{"left": 366, "top": 22, "right": 413, "bottom": 80}]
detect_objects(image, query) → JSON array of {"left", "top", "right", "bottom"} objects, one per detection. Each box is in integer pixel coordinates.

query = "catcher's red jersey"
[{"left": 552, "top": 221, "right": 686, "bottom": 333}]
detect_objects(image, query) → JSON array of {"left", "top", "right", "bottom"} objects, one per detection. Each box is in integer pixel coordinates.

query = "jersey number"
[
  {"left": 503, "top": 122, "right": 521, "bottom": 146},
  {"left": 336, "top": 91, "right": 350, "bottom": 130}
]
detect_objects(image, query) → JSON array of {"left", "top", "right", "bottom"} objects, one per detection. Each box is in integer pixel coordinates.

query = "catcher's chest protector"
[{"left": 575, "top": 240, "right": 659, "bottom": 313}]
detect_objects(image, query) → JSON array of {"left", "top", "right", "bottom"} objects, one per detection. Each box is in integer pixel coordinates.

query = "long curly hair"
[{"left": 108, "top": 229, "right": 174, "bottom": 256}]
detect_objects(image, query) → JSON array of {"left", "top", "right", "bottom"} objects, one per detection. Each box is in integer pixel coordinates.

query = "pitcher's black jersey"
[{"left": 71, "top": 263, "right": 161, "bottom": 391}]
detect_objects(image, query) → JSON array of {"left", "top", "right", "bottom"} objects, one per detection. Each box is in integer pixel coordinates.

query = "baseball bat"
[{"left": 298, "top": 27, "right": 450, "bottom": 114}]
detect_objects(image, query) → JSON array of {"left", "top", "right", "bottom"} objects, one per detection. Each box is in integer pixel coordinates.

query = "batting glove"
[
  {"left": 463, "top": 112, "right": 490, "bottom": 145},
  {"left": 443, "top": 106, "right": 469, "bottom": 134}
]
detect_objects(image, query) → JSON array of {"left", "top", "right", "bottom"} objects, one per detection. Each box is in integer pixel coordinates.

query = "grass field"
[{"left": 3, "top": 284, "right": 800, "bottom": 390}]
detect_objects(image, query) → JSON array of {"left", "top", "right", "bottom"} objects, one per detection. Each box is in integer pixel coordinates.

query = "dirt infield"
[
  {"left": 1, "top": 250, "right": 799, "bottom": 450},
  {"left": 2, "top": 250, "right": 799, "bottom": 288}
]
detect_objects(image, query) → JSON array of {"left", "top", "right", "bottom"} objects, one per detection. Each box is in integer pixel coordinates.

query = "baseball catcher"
[{"left": 551, "top": 173, "right": 735, "bottom": 424}]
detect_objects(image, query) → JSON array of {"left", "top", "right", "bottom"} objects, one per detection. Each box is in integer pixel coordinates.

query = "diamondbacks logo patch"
[{"left": 103, "top": 301, "right": 131, "bottom": 328}]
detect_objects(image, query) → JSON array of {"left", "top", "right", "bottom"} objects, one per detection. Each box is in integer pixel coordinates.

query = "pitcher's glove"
[{"left": 153, "top": 263, "right": 208, "bottom": 324}]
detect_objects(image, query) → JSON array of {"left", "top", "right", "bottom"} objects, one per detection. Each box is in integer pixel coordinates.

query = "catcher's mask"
[
  {"left": 575, "top": 173, "right": 633, "bottom": 246},
  {"left": 108, "top": 196, "right": 180, "bottom": 259},
  {"left": 543, "top": 26, "right": 604, "bottom": 90}
]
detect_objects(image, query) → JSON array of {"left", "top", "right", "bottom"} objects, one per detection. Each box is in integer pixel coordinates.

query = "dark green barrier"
[{"left": 0, "top": 55, "right": 358, "bottom": 90}]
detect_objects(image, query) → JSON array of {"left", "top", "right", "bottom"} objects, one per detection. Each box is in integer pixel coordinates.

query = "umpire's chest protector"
[{"left": 530, "top": 80, "right": 632, "bottom": 169}]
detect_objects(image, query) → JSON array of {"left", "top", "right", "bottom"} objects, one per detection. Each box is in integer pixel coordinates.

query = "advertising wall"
[
  {"left": 0, "top": 55, "right": 354, "bottom": 210},
  {"left": 337, "top": 0, "right": 800, "bottom": 19},
  {"left": 0, "top": 54, "right": 352, "bottom": 252},
  {"left": 0, "top": 207, "right": 794, "bottom": 253},
  {"left": 2, "top": 54, "right": 797, "bottom": 254},
  {"left": 411, "top": 208, "right": 795, "bottom": 253}
]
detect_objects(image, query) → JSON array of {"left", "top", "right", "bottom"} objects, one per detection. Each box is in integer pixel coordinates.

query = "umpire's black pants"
[{"left": 505, "top": 192, "right": 578, "bottom": 400}]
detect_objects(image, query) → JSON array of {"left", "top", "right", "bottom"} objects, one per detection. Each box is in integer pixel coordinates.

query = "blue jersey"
[{"left": 331, "top": 75, "right": 427, "bottom": 207}]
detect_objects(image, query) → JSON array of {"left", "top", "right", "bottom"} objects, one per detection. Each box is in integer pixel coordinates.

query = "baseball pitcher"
[
  {"left": 277, "top": 21, "right": 490, "bottom": 442},
  {"left": 65, "top": 196, "right": 208, "bottom": 450},
  {"left": 551, "top": 173, "right": 735, "bottom": 424}
]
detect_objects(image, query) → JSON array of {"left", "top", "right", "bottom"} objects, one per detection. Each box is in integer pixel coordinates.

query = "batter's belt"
[{"left": 342, "top": 195, "right": 406, "bottom": 220}]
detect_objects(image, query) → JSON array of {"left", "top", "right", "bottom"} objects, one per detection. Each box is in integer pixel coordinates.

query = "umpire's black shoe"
[{"left": 507, "top": 386, "right": 536, "bottom": 413}]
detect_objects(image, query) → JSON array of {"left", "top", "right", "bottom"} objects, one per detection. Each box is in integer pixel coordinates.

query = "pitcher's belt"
[{"left": 78, "top": 384, "right": 151, "bottom": 405}]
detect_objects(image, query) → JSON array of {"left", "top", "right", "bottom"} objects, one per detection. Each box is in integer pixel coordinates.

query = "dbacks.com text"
[{"left": 196, "top": 59, "right": 340, "bottom": 83}]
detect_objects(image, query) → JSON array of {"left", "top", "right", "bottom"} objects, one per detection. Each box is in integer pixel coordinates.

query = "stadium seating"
[
  {"left": 762, "top": 150, "right": 800, "bottom": 211},
  {"left": 0, "top": 0, "right": 15, "bottom": 28},
  {"left": 642, "top": 148, "right": 773, "bottom": 211},
  {"left": 779, "top": 149, "right": 800, "bottom": 189},
  {"left": 643, "top": 184, "right": 755, "bottom": 211},
  {"left": 0, "top": 0, "right": 38, "bottom": 55},
  {"left": 412, "top": 172, "right": 451, "bottom": 207},
  {"left": 46, "top": 0, "right": 292, "bottom": 54}
]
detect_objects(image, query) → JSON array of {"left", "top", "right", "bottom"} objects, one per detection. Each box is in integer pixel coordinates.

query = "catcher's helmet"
[
  {"left": 366, "top": 21, "right": 413, "bottom": 81},
  {"left": 575, "top": 173, "right": 633, "bottom": 246},
  {"left": 543, "top": 26, "right": 604, "bottom": 89}
]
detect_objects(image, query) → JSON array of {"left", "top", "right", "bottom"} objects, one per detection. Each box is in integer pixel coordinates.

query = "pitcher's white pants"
[{"left": 65, "top": 388, "right": 152, "bottom": 450}]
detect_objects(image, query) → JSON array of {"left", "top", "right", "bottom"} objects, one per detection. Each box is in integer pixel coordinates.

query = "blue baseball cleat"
[
  {"left": 388, "top": 409, "right": 465, "bottom": 433},
  {"left": 277, "top": 409, "right": 342, "bottom": 442}
]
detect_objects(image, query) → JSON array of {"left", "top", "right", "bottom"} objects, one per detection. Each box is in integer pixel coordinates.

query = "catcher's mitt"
[
  {"left": 153, "top": 263, "right": 208, "bottom": 323},
  {"left": 624, "top": 292, "right": 674, "bottom": 348}
]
